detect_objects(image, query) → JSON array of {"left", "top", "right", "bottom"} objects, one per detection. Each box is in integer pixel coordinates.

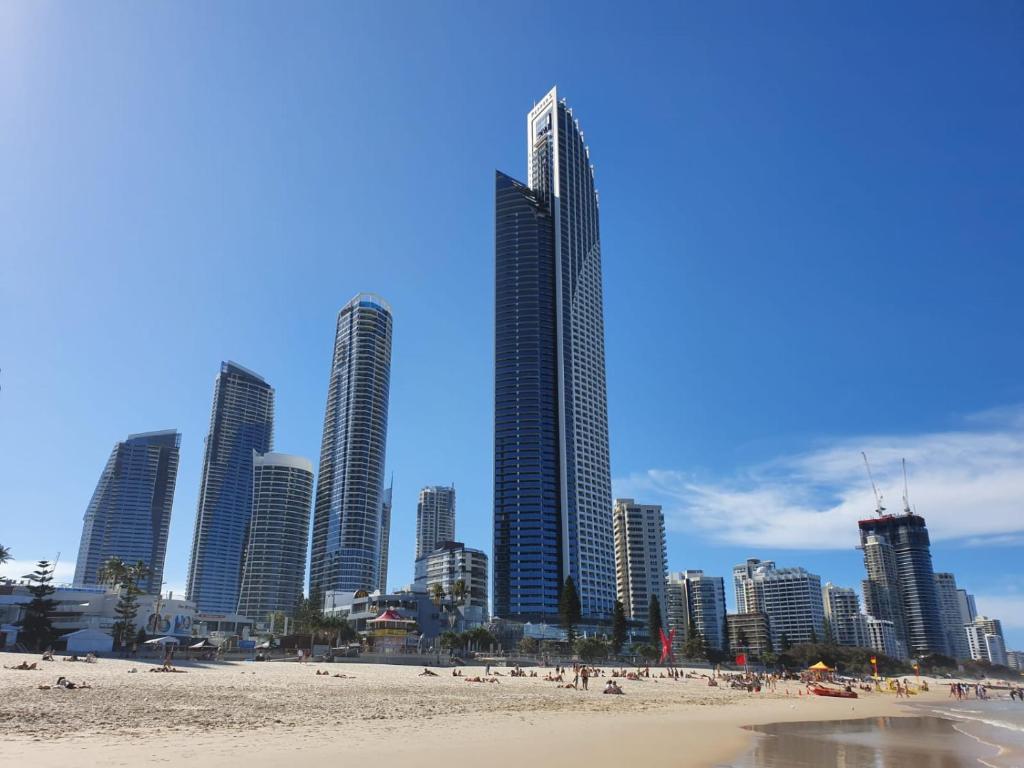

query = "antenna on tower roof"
[
  {"left": 901, "top": 458, "right": 912, "bottom": 516},
  {"left": 862, "top": 452, "right": 886, "bottom": 516}
]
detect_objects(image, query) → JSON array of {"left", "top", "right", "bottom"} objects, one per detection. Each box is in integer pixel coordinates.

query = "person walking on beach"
[{"left": 581, "top": 666, "right": 589, "bottom": 691}]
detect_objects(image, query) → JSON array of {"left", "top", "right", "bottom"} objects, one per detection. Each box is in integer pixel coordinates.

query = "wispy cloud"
[{"left": 614, "top": 407, "right": 1024, "bottom": 550}]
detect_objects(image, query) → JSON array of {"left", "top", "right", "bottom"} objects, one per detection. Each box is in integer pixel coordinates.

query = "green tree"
[
  {"left": 18, "top": 560, "right": 58, "bottom": 650},
  {"left": 439, "top": 630, "right": 462, "bottom": 650},
  {"left": 319, "top": 615, "right": 358, "bottom": 647},
  {"left": 683, "top": 621, "right": 705, "bottom": 660},
  {"left": 779, "top": 633, "right": 792, "bottom": 652},
  {"left": 98, "top": 557, "right": 150, "bottom": 649},
  {"left": 574, "top": 636, "right": 609, "bottom": 662},
  {"left": 518, "top": 636, "right": 539, "bottom": 655},
  {"left": 636, "top": 643, "right": 658, "bottom": 661},
  {"left": 558, "top": 577, "right": 581, "bottom": 643},
  {"left": 611, "top": 600, "right": 628, "bottom": 655},
  {"left": 648, "top": 595, "right": 663, "bottom": 647},
  {"left": 0, "top": 544, "right": 11, "bottom": 566},
  {"left": 809, "top": 627, "right": 819, "bottom": 644}
]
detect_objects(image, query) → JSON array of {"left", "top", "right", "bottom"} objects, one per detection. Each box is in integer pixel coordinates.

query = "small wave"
[{"left": 941, "top": 710, "right": 1024, "bottom": 735}]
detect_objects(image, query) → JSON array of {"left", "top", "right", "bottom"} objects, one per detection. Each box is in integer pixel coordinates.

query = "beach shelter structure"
[
  {"left": 144, "top": 636, "right": 180, "bottom": 645},
  {"left": 808, "top": 661, "right": 833, "bottom": 681},
  {"left": 365, "top": 608, "right": 418, "bottom": 654},
  {"left": 189, "top": 639, "right": 217, "bottom": 650},
  {"left": 61, "top": 628, "right": 114, "bottom": 654}
]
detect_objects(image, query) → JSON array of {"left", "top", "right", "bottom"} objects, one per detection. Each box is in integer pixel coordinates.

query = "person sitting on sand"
[
  {"left": 419, "top": 668, "right": 438, "bottom": 677},
  {"left": 315, "top": 670, "right": 327, "bottom": 675},
  {"left": 603, "top": 681, "right": 624, "bottom": 695},
  {"left": 41, "top": 649, "right": 54, "bottom": 661},
  {"left": 85, "top": 653, "right": 97, "bottom": 663},
  {"left": 707, "top": 678, "right": 718, "bottom": 687}
]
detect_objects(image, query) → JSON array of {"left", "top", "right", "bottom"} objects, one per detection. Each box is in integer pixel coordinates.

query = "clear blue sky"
[{"left": 3, "top": 2, "right": 1023, "bottom": 647}]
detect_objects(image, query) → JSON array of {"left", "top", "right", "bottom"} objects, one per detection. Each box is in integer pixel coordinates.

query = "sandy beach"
[{"left": 1, "top": 651, "right": 947, "bottom": 767}]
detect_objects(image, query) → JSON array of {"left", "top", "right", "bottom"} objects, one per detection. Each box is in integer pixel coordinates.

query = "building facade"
[
  {"left": 309, "top": 294, "right": 393, "bottom": 598},
  {"left": 612, "top": 500, "right": 667, "bottom": 623},
  {"left": 187, "top": 362, "right": 275, "bottom": 614},
  {"left": 934, "top": 572, "right": 971, "bottom": 660},
  {"left": 858, "top": 513, "right": 946, "bottom": 656},
  {"left": 965, "top": 617, "right": 1008, "bottom": 666},
  {"left": 493, "top": 87, "right": 615, "bottom": 622},
  {"left": 957, "top": 588, "right": 977, "bottom": 625},
  {"left": 416, "top": 541, "right": 489, "bottom": 626},
  {"left": 73, "top": 430, "right": 181, "bottom": 594},
  {"left": 866, "top": 617, "right": 907, "bottom": 660},
  {"left": 415, "top": 485, "right": 456, "bottom": 559},
  {"left": 236, "top": 453, "right": 313, "bottom": 622},
  {"left": 733, "top": 558, "right": 774, "bottom": 614},
  {"left": 666, "top": 570, "right": 727, "bottom": 652},
  {"left": 726, "top": 613, "right": 771, "bottom": 660},
  {"left": 742, "top": 563, "right": 825, "bottom": 648},
  {"left": 822, "top": 583, "right": 869, "bottom": 648}
]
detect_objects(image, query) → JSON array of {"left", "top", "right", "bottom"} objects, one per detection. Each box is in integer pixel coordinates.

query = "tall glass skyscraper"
[
  {"left": 493, "top": 87, "right": 615, "bottom": 621},
  {"left": 377, "top": 480, "right": 393, "bottom": 594},
  {"left": 236, "top": 452, "right": 313, "bottom": 621},
  {"left": 309, "top": 293, "right": 393, "bottom": 598},
  {"left": 859, "top": 513, "right": 947, "bottom": 656},
  {"left": 74, "top": 430, "right": 181, "bottom": 594},
  {"left": 187, "top": 362, "right": 274, "bottom": 614},
  {"left": 415, "top": 485, "right": 456, "bottom": 559}
]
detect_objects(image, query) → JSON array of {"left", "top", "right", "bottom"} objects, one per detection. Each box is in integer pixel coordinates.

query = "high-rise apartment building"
[
  {"left": 612, "top": 500, "right": 667, "bottom": 623},
  {"left": 236, "top": 453, "right": 313, "bottom": 621},
  {"left": 822, "top": 583, "right": 869, "bottom": 648},
  {"left": 666, "top": 570, "right": 727, "bottom": 652},
  {"left": 309, "top": 294, "right": 393, "bottom": 598},
  {"left": 866, "top": 616, "right": 907, "bottom": 660},
  {"left": 934, "top": 572, "right": 971, "bottom": 660},
  {"left": 415, "top": 485, "right": 455, "bottom": 559},
  {"left": 74, "top": 430, "right": 181, "bottom": 594},
  {"left": 378, "top": 482, "right": 393, "bottom": 594},
  {"left": 726, "top": 613, "right": 772, "bottom": 659},
  {"left": 957, "top": 588, "right": 977, "bottom": 625},
  {"left": 966, "top": 617, "right": 1007, "bottom": 666},
  {"left": 733, "top": 558, "right": 774, "bottom": 614},
  {"left": 741, "top": 562, "right": 825, "bottom": 648},
  {"left": 858, "top": 513, "right": 947, "bottom": 656},
  {"left": 187, "top": 362, "right": 274, "bottom": 614},
  {"left": 493, "top": 87, "right": 615, "bottom": 621}
]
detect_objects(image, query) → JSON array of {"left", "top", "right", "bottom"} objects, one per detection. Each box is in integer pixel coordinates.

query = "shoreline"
[{"left": 0, "top": 652, "right": 961, "bottom": 767}]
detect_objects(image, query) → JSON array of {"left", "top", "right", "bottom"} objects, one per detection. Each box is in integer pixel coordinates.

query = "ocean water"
[
  {"left": 922, "top": 697, "right": 1024, "bottom": 768},
  {"left": 728, "top": 715, "right": 1001, "bottom": 767}
]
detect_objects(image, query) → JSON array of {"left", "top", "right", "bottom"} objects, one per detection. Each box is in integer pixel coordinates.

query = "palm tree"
[
  {"left": 0, "top": 544, "right": 11, "bottom": 566},
  {"left": 429, "top": 582, "right": 445, "bottom": 609},
  {"left": 98, "top": 557, "right": 130, "bottom": 588}
]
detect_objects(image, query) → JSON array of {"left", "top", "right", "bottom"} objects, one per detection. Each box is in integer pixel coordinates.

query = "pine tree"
[
  {"left": 611, "top": 600, "right": 628, "bottom": 654},
  {"left": 648, "top": 595, "right": 663, "bottom": 650},
  {"left": 683, "top": 620, "right": 705, "bottom": 659},
  {"left": 558, "top": 577, "right": 581, "bottom": 643},
  {"left": 18, "top": 560, "right": 58, "bottom": 650}
]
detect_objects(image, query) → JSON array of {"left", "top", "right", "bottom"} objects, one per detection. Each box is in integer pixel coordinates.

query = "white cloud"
[
  {"left": 973, "top": 595, "right": 1024, "bottom": 631},
  {"left": 0, "top": 559, "right": 76, "bottom": 585},
  {"left": 614, "top": 407, "right": 1024, "bottom": 550}
]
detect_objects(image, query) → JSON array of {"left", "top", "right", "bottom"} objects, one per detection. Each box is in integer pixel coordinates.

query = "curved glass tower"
[
  {"left": 237, "top": 452, "right": 313, "bottom": 621},
  {"left": 74, "top": 430, "right": 181, "bottom": 594},
  {"left": 309, "top": 293, "right": 392, "bottom": 598},
  {"left": 187, "top": 362, "right": 275, "bottom": 614},
  {"left": 493, "top": 87, "right": 615, "bottom": 621}
]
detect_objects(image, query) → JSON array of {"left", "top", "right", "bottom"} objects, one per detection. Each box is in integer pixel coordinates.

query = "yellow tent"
[{"left": 808, "top": 661, "right": 832, "bottom": 671}]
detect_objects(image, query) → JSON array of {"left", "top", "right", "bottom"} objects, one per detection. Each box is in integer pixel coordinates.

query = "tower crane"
[
  {"left": 901, "top": 457, "right": 912, "bottom": 516},
  {"left": 861, "top": 451, "right": 886, "bottom": 517}
]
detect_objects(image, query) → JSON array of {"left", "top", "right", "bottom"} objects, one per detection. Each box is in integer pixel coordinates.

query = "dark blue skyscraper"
[
  {"left": 493, "top": 87, "right": 615, "bottom": 621},
  {"left": 73, "top": 430, "right": 181, "bottom": 594},
  {"left": 309, "top": 294, "right": 393, "bottom": 598},
  {"left": 187, "top": 362, "right": 274, "bottom": 614}
]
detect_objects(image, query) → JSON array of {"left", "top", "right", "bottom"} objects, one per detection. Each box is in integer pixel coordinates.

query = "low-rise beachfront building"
[
  {"left": 412, "top": 541, "right": 489, "bottom": 629},
  {"left": 866, "top": 616, "right": 907, "bottom": 660},
  {"left": 364, "top": 608, "right": 419, "bottom": 654},
  {"left": 726, "top": 613, "right": 771, "bottom": 660},
  {"left": 1006, "top": 650, "right": 1022, "bottom": 671},
  {"left": 323, "top": 589, "right": 445, "bottom": 642}
]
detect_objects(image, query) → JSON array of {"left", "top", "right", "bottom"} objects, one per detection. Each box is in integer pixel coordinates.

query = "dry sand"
[{"left": 1, "top": 651, "right": 936, "bottom": 767}]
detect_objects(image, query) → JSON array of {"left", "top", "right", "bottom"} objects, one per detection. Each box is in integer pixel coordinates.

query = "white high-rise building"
[
  {"left": 742, "top": 562, "right": 825, "bottom": 648},
  {"left": 965, "top": 617, "right": 1007, "bottom": 665},
  {"left": 665, "top": 570, "right": 727, "bottom": 651},
  {"left": 612, "top": 500, "right": 667, "bottom": 624},
  {"left": 866, "top": 616, "right": 907, "bottom": 660},
  {"left": 822, "top": 583, "right": 869, "bottom": 647},
  {"left": 733, "top": 558, "right": 774, "bottom": 614},
  {"left": 415, "top": 485, "right": 456, "bottom": 559}
]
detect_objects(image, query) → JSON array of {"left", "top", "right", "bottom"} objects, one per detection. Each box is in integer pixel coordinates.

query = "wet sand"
[{"left": 730, "top": 715, "right": 998, "bottom": 767}]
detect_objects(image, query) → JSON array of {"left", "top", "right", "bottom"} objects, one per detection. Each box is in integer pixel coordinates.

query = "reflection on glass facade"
[
  {"left": 309, "top": 293, "right": 392, "bottom": 598},
  {"left": 74, "top": 430, "right": 181, "bottom": 594},
  {"left": 378, "top": 481, "right": 392, "bottom": 594},
  {"left": 494, "top": 87, "right": 615, "bottom": 621},
  {"left": 237, "top": 452, "right": 313, "bottom": 621},
  {"left": 187, "top": 362, "right": 275, "bottom": 614}
]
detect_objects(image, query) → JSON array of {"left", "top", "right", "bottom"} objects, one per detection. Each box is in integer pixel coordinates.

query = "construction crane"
[
  {"left": 901, "top": 458, "right": 912, "bottom": 516},
  {"left": 862, "top": 451, "right": 886, "bottom": 516}
]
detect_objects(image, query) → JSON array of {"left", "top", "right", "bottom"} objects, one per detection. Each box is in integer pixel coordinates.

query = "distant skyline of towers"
[
  {"left": 493, "top": 86, "right": 615, "bottom": 622},
  {"left": 612, "top": 499, "right": 667, "bottom": 623},
  {"left": 309, "top": 293, "right": 393, "bottom": 598},
  {"left": 73, "top": 430, "right": 181, "bottom": 594},
  {"left": 236, "top": 452, "right": 313, "bottom": 621},
  {"left": 415, "top": 485, "right": 456, "bottom": 560},
  {"left": 858, "top": 512, "right": 947, "bottom": 656},
  {"left": 187, "top": 362, "right": 275, "bottom": 614},
  {"left": 666, "top": 570, "right": 727, "bottom": 653}
]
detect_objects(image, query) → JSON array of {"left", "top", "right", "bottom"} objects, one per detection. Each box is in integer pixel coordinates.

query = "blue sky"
[{"left": 2, "top": 2, "right": 1023, "bottom": 646}]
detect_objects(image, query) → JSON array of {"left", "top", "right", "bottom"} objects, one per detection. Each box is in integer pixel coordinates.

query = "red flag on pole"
[
  {"left": 659, "top": 627, "right": 676, "bottom": 664},
  {"left": 735, "top": 653, "right": 747, "bottom": 666}
]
